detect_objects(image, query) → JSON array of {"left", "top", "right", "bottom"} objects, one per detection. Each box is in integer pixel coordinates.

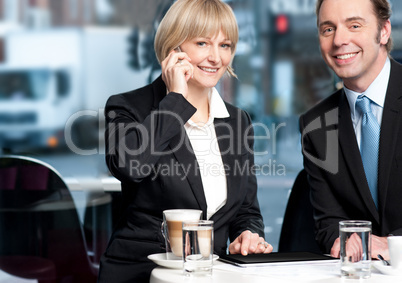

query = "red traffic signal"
[{"left": 275, "top": 14, "right": 289, "bottom": 34}]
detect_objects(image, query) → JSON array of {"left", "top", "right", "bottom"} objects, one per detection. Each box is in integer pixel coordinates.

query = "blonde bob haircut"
[{"left": 154, "top": 0, "right": 239, "bottom": 77}]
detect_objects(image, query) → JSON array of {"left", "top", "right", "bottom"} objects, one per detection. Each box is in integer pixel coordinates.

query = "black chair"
[
  {"left": 0, "top": 155, "right": 98, "bottom": 282},
  {"left": 278, "top": 169, "right": 322, "bottom": 254}
]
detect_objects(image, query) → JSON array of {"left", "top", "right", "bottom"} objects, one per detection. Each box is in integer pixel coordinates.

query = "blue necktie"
[{"left": 355, "top": 95, "right": 380, "bottom": 208}]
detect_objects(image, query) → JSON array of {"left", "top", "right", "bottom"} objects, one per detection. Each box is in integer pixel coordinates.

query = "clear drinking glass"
[
  {"left": 182, "top": 220, "right": 214, "bottom": 277},
  {"left": 339, "top": 220, "right": 372, "bottom": 279}
]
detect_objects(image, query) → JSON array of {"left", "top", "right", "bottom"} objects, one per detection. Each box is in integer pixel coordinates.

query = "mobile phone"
[{"left": 175, "top": 46, "right": 182, "bottom": 52}]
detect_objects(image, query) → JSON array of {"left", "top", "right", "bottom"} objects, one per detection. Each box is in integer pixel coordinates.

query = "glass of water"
[
  {"left": 339, "top": 220, "right": 372, "bottom": 279},
  {"left": 182, "top": 220, "right": 213, "bottom": 277}
]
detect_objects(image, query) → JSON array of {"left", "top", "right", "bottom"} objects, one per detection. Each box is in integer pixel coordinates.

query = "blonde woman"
[{"left": 98, "top": 0, "right": 272, "bottom": 282}]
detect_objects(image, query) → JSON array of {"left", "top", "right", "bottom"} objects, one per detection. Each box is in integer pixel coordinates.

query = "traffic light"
[
  {"left": 141, "top": 33, "right": 157, "bottom": 68},
  {"left": 127, "top": 28, "right": 158, "bottom": 71},
  {"left": 0, "top": 38, "right": 4, "bottom": 62},
  {"left": 275, "top": 14, "right": 289, "bottom": 34},
  {"left": 128, "top": 28, "right": 140, "bottom": 70},
  {"left": 271, "top": 13, "right": 292, "bottom": 52}
]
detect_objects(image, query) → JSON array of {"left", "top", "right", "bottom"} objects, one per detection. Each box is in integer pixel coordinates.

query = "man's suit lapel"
[
  {"left": 338, "top": 91, "right": 380, "bottom": 223},
  {"left": 378, "top": 60, "right": 402, "bottom": 213}
]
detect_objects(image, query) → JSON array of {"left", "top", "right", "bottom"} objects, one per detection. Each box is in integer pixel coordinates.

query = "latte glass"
[{"left": 162, "top": 209, "right": 202, "bottom": 260}]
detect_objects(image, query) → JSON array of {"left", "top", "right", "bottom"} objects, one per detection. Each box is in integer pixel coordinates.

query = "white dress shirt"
[
  {"left": 344, "top": 57, "right": 390, "bottom": 148},
  {"left": 184, "top": 88, "right": 229, "bottom": 219}
]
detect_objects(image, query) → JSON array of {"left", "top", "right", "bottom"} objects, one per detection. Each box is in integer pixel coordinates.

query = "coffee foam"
[{"left": 164, "top": 210, "right": 201, "bottom": 221}]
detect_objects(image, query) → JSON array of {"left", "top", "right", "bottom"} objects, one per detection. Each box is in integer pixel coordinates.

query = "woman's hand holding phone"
[{"left": 161, "top": 47, "right": 193, "bottom": 98}]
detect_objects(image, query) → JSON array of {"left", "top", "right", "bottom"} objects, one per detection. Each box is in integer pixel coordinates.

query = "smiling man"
[{"left": 299, "top": 0, "right": 402, "bottom": 260}]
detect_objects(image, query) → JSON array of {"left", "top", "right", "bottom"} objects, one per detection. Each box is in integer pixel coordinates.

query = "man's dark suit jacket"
[
  {"left": 98, "top": 76, "right": 264, "bottom": 282},
  {"left": 299, "top": 59, "right": 402, "bottom": 254}
]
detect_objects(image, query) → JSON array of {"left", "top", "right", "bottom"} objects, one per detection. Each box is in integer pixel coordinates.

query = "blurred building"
[{"left": 0, "top": 0, "right": 176, "bottom": 29}]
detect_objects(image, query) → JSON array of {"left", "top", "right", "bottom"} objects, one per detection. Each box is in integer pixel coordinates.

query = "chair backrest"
[
  {"left": 278, "top": 169, "right": 322, "bottom": 254},
  {"left": 0, "top": 156, "right": 63, "bottom": 208},
  {"left": 0, "top": 155, "right": 98, "bottom": 282}
]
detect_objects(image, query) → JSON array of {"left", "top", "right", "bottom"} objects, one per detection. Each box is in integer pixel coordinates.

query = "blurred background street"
[{"left": 2, "top": 1, "right": 402, "bottom": 272}]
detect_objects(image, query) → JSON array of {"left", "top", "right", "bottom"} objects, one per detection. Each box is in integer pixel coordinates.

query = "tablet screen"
[{"left": 219, "top": 252, "right": 337, "bottom": 267}]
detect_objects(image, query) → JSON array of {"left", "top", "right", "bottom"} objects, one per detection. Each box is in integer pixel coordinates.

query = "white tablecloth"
[{"left": 150, "top": 260, "right": 402, "bottom": 283}]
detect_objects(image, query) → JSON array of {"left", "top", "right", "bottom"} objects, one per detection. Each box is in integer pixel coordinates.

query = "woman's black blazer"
[{"left": 99, "top": 76, "right": 264, "bottom": 281}]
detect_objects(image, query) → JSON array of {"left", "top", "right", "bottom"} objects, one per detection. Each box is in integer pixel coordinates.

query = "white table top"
[
  {"left": 150, "top": 260, "right": 402, "bottom": 283},
  {"left": 64, "top": 176, "right": 121, "bottom": 192}
]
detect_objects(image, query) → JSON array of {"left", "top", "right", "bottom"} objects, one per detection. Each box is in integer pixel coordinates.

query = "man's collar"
[{"left": 344, "top": 57, "right": 390, "bottom": 116}]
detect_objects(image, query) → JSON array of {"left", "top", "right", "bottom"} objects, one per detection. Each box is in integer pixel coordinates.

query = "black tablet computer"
[{"left": 219, "top": 252, "right": 338, "bottom": 267}]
